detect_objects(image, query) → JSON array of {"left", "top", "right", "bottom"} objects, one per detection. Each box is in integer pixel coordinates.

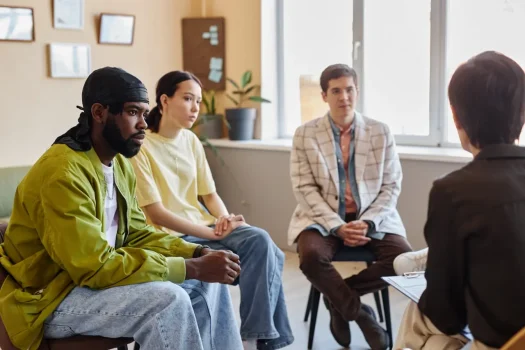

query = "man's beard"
[{"left": 102, "top": 116, "right": 143, "bottom": 158}]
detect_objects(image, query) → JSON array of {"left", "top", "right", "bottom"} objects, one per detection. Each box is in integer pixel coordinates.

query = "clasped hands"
[
  {"left": 185, "top": 213, "right": 249, "bottom": 284},
  {"left": 336, "top": 220, "right": 371, "bottom": 247},
  {"left": 213, "top": 213, "right": 249, "bottom": 237}
]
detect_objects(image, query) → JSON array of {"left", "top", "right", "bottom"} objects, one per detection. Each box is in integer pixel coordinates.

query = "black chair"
[{"left": 303, "top": 246, "right": 392, "bottom": 349}]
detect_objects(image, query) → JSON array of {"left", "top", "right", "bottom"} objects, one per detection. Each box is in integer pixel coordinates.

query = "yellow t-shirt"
[{"left": 131, "top": 129, "right": 217, "bottom": 236}]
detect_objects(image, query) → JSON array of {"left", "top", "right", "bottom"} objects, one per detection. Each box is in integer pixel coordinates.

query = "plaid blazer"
[{"left": 288, "top": 112, "right": 406, "bottom": 245}]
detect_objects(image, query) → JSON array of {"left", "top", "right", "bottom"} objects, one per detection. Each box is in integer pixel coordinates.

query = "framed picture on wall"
[
  {"left": 49, "top": 43, "right": 91, "bottom": 78},
  {"left": 0, "top": 6, "right": 35, "bottom": 42},
  {"left": 53, "top": 0, "right": 84, "bottom": 30},
  {"left": 98, "top": 13, "right": 135, "bottom": 45}
]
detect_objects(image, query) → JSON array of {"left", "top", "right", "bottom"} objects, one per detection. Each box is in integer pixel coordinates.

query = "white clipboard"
[{"left": 382, "top": 272, "right": 426, "bottom": 303}]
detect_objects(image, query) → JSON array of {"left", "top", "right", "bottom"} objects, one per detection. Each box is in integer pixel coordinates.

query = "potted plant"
[
  {"left": 226, "top": 70, "right": 270, "bottom": 140},
  {"left": 194, "top": 90, "right": 226, "bottom": 140}
]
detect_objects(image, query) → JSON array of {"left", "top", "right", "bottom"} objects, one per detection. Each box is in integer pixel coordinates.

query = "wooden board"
[{"left": 182, "top": 17, "right": 226, "bottom": 91}]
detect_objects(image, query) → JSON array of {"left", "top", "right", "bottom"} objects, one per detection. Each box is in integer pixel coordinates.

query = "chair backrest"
[
  {"left": 0, "top": 222, "right": 17, "bottom": 350},
  {"left": 502, "top": 327, "right": 525, "bottom": 350},
  {"left": 0, "top": 166, "right": 30, "bottom": 218}
]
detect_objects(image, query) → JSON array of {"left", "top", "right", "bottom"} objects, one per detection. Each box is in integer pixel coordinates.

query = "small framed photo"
[
  {"left": 49, "top": 43, "right": 91, "bottom": 78},
  {"left": 53, "top": 0, "right": 84, "bottom": 30},
  {"left": 99, "top": 13, "right": 135, "bottom": 45},
  {"left": 0, "top": 6, "right": 35, "bottom": 42}
]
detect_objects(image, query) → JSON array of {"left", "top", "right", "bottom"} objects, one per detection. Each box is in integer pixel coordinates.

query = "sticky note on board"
[
  {"left": 210, "top": 38, "right": 219, "bottom": 46},
  {"left": 209, "top": 25, "right": 218, "bottom": 32},
  {"left": 208, "top": 69, "right": 222, "bottom": 83},
  {"left": 211, "top": 32, "right": 218, "bottom": 39},
  {"left": 202, "top": 32, "right": 211, "bottom": 39},
  {"left": 210, "top": 57, "right": 223, "bottom": 70}
]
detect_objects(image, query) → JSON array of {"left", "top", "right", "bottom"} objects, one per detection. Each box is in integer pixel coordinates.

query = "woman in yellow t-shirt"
[{"left": 130, "top": 71, "right": 293, "bottom": 350}]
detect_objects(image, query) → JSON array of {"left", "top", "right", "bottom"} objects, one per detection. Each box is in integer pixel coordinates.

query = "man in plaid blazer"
[{"left": 289, "top": 64, "right": 412, "bottom": 350}]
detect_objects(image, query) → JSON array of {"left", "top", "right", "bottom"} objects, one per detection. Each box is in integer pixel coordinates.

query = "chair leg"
[
  {"left": 134, "top": 342, "right": 140, "bottom": 350},
  {"left": 365, "top": 261, "right": 384, "bottom": 323},
  {"left": 304, "top": 285, "right": 314, "bottom": 322},
  {"left": 381, "top": 287, "right": 393, "bottom": 348},
  {"left": 373, "top": 291, "right": 384, "bottom": 323},
  {"left": 117, "top": 346, "right": 127, "bottom": 350},
  {"left": 308, "top": 288, "right": 321, "bottom": 350}
]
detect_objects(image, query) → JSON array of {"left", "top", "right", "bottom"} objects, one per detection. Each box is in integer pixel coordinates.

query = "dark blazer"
[{"left": 419, "top": 144, "right": 525, "bottom": 348}]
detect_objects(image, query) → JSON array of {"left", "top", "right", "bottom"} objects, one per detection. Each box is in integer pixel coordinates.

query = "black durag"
[{"left": 54, "top": 67, "right": 149, "bottom": 151}]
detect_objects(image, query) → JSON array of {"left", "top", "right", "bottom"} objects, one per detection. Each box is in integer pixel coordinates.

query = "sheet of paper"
[
  {"left": 382, "top": 276, "right": 426, "bottom": 303},
  {"left": 383, "top": 275, "right": 473, "bottom": 341},
  {"left": 210, "top": 57, "right": 223, "bottom": 70},
  {"left": 208, "top": 69, "right": 222, "bottom": 83},
  {"left": 54, "top": 0, "right": 84, "bottom": 29}
]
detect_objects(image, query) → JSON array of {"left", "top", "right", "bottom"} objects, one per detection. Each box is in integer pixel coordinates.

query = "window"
[
  {"left": 280, "top": 0, "right": 353, "bottom": 137},
  {"left": 445, "top": 0, "right": 525, "bottom": 144},
  {"left": 278, "top": 0, "right": 525, "bottom": 146},
  {"left": 361, "top": 0, "right": 431, "bottom": 142}
]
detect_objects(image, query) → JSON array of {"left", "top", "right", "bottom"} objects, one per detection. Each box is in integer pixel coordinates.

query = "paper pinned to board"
[
  {"left": 210, "top": 57, "right": 223, "bottom": 70},
  {"left": 208, "top": 69, "right": 222, "bottom": 83}
]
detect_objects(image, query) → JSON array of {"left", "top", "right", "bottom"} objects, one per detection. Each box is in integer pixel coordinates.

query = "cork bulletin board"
[{"left": 182, "top": 17, "right": 226, "bottom": 90}]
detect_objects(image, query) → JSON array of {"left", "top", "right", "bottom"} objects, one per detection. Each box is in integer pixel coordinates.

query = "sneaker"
[
  {"left": 393, "top": 248, "right": 428, "bottom": 275},
  {"left": 323, "top": 295, "right": 351, "bottom": 347},
  {"left": 355, "top": 304, "right": 390, "bottom": 350}
]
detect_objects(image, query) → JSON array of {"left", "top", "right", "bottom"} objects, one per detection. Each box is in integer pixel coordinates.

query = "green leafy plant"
[
  {"left": 202, "top": 89, "right": 217, "bottom": 115},
  {"left": 226, "top": 70, "right": 271, "bottom": 107},
  {"left": 190, "top": 90, "right": 228, "bottom": 162},
  {"left": 197, "top": 89, "right": 230, "bottom": 129}
]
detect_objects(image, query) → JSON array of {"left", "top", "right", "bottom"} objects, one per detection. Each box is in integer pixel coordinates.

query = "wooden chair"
[{"left": 501, "top": 327, "right": 525, "bottom": 350}]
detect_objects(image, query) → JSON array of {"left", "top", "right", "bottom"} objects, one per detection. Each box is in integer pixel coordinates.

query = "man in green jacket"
[{"left": 0, "top": 67, "right": 243, "bottom": 350}]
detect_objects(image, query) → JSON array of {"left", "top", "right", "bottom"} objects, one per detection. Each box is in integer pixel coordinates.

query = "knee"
[
  {"left": 148, "top": 282, "right": 192, "bottom": 309},
  {"left": 396, "top": 239, "right": 413, "bottom": 255},
  {"left": 249, "top": 226, "right": 272, "bottom": 244},
  {"left": 241, "top": 227, "right": 284, "bottom": 262},
  {"left": 299, "top": 249, "right": 325, "bottom": 277},
  {"left": 384, "top": 236, "right": 413, "bottom": 262},
  {"left": 246, "top": 227, "right": 276, "bottom": 251}
]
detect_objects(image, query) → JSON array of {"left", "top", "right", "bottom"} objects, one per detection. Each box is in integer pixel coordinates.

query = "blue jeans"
[
  {"left": 44, "top": 280, "right": 242, "bottom": 350},
  {"left": 183, "top": 225, "right": 294, "bottom": 349}
]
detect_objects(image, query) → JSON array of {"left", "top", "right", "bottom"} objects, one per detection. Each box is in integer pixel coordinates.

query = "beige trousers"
[{"left": 394, "top": 301, "right": 498, "bottom": 350}]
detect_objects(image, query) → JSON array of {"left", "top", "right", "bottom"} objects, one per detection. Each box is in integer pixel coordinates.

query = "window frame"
[{"left": 275, "top": 0, "right": 465, "bottom": 147}]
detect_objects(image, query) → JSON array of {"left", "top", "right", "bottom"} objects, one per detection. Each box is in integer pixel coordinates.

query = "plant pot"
[
  {"left": 225, "top": 108, "right": 256, "bottom": 141},
  {"left": 199, "top": 114, "right": 223, "bottom": 139}
]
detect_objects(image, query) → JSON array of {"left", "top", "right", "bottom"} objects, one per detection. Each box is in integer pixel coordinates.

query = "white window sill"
[{"left": 207, "top": 139, "right": 472, "bottom": 164}]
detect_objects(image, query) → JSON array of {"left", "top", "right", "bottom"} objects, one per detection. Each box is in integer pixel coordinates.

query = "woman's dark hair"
[
  {"left": 448, "top": 51, "right": 525, "bottom": 148},
  {"left": 147, "top": 71, "right": 202, "bottom": 132}
]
